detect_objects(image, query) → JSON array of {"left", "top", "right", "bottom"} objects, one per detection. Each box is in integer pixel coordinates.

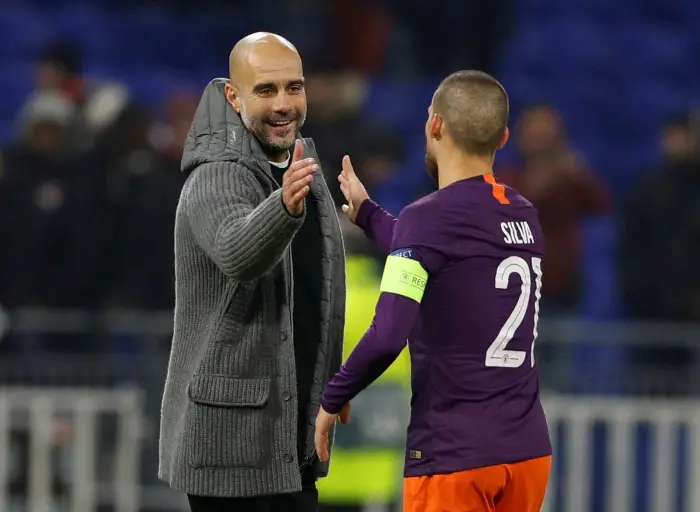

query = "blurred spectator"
[
  {"left": 0, "top": 91, "right": 105, "bottom": 355},
  {"left": 620, "top": 113, "right": 700, "bottom": 321},
  {"left": 392, "top": 0, "right": 515, "bottom": 76},
  {"left": 100, "top": 100, "right": 186, "bottom": 310},
  {"left": 32, "top": 38, "right": 130, "bottom": 150},
  {"left": 327, "top": 0, "right": 418, "bottom": 78},
  {"left": 150, "top": 90, "right": 199, "bottom": 164},
  {"left": 259, "top": 0, "right": 330, "bottom": 66},
  {"left": 0, "top": 91, "right": 103, "bottom": 311},
  {"left": 303, "top": 59, "right": 406, "bottom": 208},
  {"left": 497, "top": 104, "right": 610, "bottom": 313},
  {"left": 453, "top": 0, "right": 515, "bottom": 75}
]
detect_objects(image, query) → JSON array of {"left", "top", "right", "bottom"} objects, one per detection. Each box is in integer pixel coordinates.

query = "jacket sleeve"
[{"left": 184, "top": 162, "right": 304, "bottom": 281}]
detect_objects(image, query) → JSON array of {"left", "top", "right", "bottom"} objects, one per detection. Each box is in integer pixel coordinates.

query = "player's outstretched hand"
[
  {"left": 315, "top": 403, "right": 351, "bottom": 463},
  {"left": 283, "top": 140, "right": 318, "bottom": 216},
  {"left": 338, "top": 155, "right": 369, "bottom": 224}
]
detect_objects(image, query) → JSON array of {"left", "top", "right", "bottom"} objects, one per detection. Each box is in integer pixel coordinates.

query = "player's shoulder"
[
  {"left": 450, "top": 175, "right": 543, "bottom": 253},
  {"left": 472, "top": 174, "right": 539, "bottom": 220},
  {"left": 391, "top": 193, "right": 444, "bottom": 248},
  {"left": 401, "top": 191, "right": 441, "bottom": 217},
  {"left": 467, "top": 173, "right": 533, "bottom": 209},
  {"left": 399, "top": 187, "right": 474, "bottom": 222},
  {"left": 501, "top": 181, "right": 534, "bottom": 209}
]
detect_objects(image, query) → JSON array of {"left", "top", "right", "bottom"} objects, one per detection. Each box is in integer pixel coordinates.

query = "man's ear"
[
  {"left": 498, "top": 127, "right": 510, "bottom": 150},
  {"left": 224, "top": 83, "right": 241, "bottom": 113},
  {"left": 430, "top": 113, "right": 443, "bottom": 140}
]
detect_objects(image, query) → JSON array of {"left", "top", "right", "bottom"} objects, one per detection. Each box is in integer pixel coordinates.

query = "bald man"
[{"left": 159, "top": 33, "right": 346, "bottom": 512}]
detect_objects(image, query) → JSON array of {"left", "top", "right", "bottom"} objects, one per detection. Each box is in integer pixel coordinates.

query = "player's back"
[{"left": 402, "top": 174, "right": 551, "bottom": 477}]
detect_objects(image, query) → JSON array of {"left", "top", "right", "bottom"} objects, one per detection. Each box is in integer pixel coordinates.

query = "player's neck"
[{"left": 437, "top": 152, "right": 494, "bottom": 189}]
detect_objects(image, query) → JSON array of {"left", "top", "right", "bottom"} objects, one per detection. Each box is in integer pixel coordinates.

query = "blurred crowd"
[
  {"left": 0, "top": 40, "right": 190, "bottom": 347},
  {"left": 0, "top": 0, "right": 699, "bottom": 360}
]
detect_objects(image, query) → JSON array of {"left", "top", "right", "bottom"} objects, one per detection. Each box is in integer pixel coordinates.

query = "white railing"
[
  {"left": 542, "top": 395, "right": 700, "bottom": 512},
  {"left": 0, "top": 387, "right": 144, "bottom": 512},
  {"left": 0, "top": 394, "right": 698, "bottom": 512},
  {"left": 2, "top": 311, "right": 700, "bottom": 511}
]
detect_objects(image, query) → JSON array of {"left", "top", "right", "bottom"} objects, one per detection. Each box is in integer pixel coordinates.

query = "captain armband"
[{"left": 379, "top": 252, "right": 429, "bottom": 303}]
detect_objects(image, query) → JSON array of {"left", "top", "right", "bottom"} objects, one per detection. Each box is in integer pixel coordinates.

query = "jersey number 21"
[{"left": 485, "top": 256, "right": 543, "bottom": 369}]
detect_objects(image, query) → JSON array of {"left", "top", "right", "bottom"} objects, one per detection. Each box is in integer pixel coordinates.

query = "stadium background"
[{"left": 0, "top": 0, "right": 699, "bottom": 511}]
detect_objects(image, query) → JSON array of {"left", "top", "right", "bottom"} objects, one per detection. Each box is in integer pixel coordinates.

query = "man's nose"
[{"left": 273, "top": 92, "right": 292, "bottom": 113}]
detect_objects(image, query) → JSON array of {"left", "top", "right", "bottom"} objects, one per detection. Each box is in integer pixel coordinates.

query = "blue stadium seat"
[
  {"left": 127, "top": 70, "right": 202, "bottom": 109},
  {"left": 0, "top": 9, "right": 51, "bottom": 60},
  {"left": 363, "top": 80, "right": 437, "bottom": 139},
  {"left": 618, "top": 81, "right": 692, "bottom": 131},
  {"left": 570, "top": 216, "right": 628, "bottom": 396},
  {"left": 612, "top": 27, "right": 692, "bottom": 79},
  {"left": 0, "top": 66, "right": 34, "bottom": 117},
  {"left": 579, "top": 216, "right": 622, "bottom": 320},
  {"left": 637, "top": 0, "right": 694, "bottom": 24},
  {"left": 536, "top": 21, "right": 616, "bottom": 76}
]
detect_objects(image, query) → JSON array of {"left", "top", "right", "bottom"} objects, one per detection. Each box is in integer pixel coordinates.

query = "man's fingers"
[
  {"left": 315, "top": 431, "right": 329, "bottom": 463},
  {"left": 286, "top": 158, "right": 316, "bottom": 175},
  {"left": 342, "top": 155, "right": 356, "bottom": 178},
  {"left": 286, "top": 159, "right": 317, "bottom": 180},
  {"left": 339, "top": 403, "right": 351, "bottom": 424},
  {"left": 283, "top": 166, "right": 315, "bottom": 196},
  {"left": 283, "top": 164, "right": 312, "bottom": 211},
  {"left": 286, "top": 174, "right": 313, "bottom": 194},
  {"left": 289, "top": 185, "right": 310, "bottom": 205},
  {"left": 291, "top": 139, "right": 304, "bottom": 163},
  {"left": 338, "top": 178, "right": 350, "bottom": 196}
]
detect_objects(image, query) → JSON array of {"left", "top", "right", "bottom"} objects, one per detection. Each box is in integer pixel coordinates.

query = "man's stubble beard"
[
  {"left": 240, "top": 101, "right": 307, "bottom": 159},
  {"left": 425, "top": 149, "right": 439, "bottom": 183}
]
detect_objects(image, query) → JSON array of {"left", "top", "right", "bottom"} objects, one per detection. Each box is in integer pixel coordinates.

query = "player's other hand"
[
  {"left": 338, "top": 155, "right": 369, "bottom": 223},
  {"left": 283, "top": 139, "right": 318, "bottom": 216},
  {"left": 315, "top": 403, "right": 351, "bottom": 463}
]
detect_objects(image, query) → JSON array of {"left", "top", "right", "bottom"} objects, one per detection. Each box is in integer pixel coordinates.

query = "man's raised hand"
[
  {"left": 338, "top": 155, "right": 369, "bottom": 223},
  {"left": 283, "top": 140, "right": 317, "bottom": 216}
]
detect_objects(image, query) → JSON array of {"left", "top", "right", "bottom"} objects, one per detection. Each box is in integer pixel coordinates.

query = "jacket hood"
[{"left": 181, "top": 78, "right": 269, "bottom": 175}]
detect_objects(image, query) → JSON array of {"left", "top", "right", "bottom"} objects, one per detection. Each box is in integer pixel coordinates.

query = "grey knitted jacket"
[{"left": 158, "top": 78, "right": 346, "bottom": 498}]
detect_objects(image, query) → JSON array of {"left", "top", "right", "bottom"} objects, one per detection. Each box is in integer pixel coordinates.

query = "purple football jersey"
[
  {"left": 391, "top": 175, "right": 552, "bottom": 476},
  {"left": 321, "top": 174, "right": 552, "bottom": 478}
]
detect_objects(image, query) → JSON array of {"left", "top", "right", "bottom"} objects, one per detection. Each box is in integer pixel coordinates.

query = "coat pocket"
[{"left": 185, "top": 374, "right": 271, "bottom": 468}]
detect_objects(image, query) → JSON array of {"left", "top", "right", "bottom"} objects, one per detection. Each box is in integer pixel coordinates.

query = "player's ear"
[
  {"left": 430, "top": 113, "right": 443, "bottom": 140},
  {"left": 498, "top": 127, "right": 510, "bottom": 149},
  {"left": 225, "top": 83, "right": 242, "bottom": 113}
]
